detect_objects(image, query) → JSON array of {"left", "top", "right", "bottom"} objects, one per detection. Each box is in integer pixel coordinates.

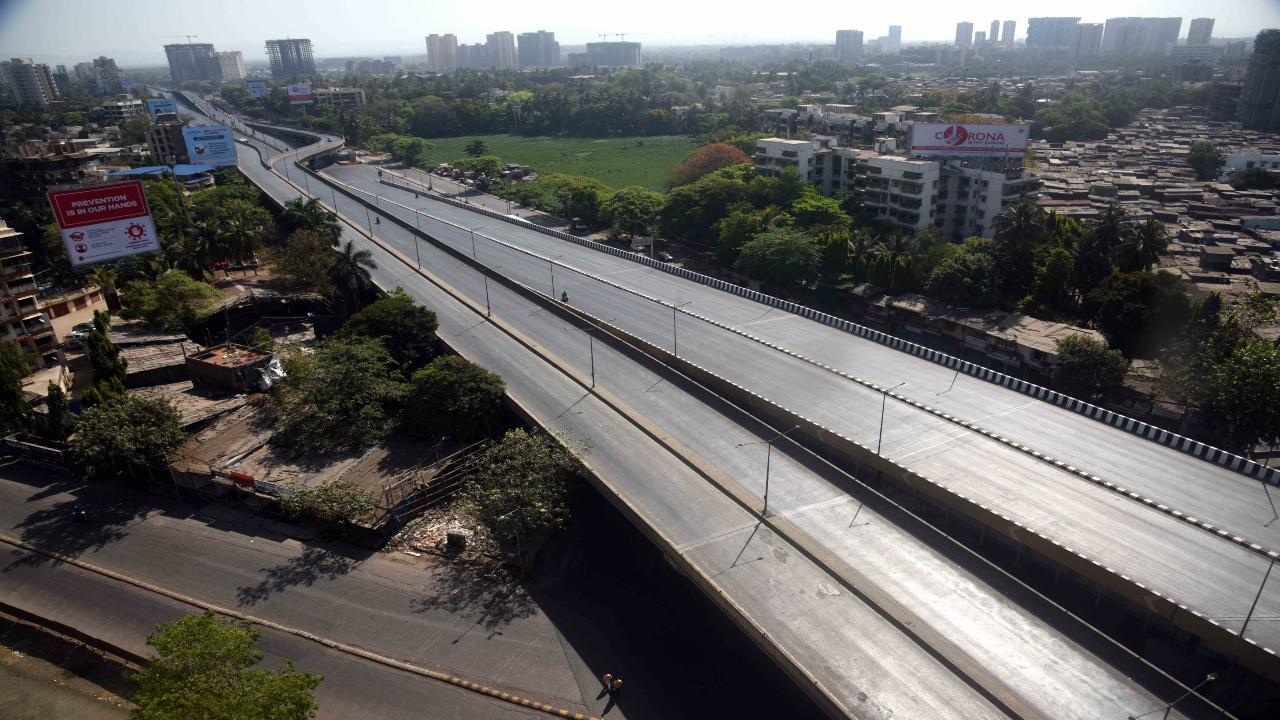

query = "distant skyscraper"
[
  {"left": 888, "top": 25, "right": 902, "bottom": 53},
  {"left": 974, "top": 31, "right": 987, "bottom": 46},
  {"left": 1027, "top": 18, "right": 1080, "bottom": 49},
  {"left": 1100, "top": 18, "right": 1182, "bottom": 56},
  {"left": 585, "top": 42, "right": 642, "bottom": 68},
  {"left": 425, "top": 34, "right": 458, "bottom": 71},
  {"left": 457, "top": 43, "right": 489, "bottom": 69},
  {"left": 212, "top": 51, "right": 246, "bottom": 81},
  {"left": 835, "top": 30, "right": 864, "bottom": 61},
  {"left": 990, "top": 20, "right": 1000, "bottom": 44},
  {"left": 164, "top": 43, "right": 216, "bottom": 83},
  {"left": 265, "top": 38, "right": 316, "bottom": 79},
  {"left": 1187, "top": 18, "right": 1215, "bottom": 46},
  {"left": 1003, "top": 20, "right": 1016, "bottom": 46},
  {"left": 955, "top": 22, "right": 974, "bottom": 48},
  {"left": 486, "top": 31, "right": 517, "bottom": 69},
  {"left": 518, "top": 30, "right": 560, "bottom": 67},
  {"left": 1239, "top": 29, "right": 1280, "bottom": 132},
  {"left": 91, "top": 56, "right": 123, "bottom": 95},
  {"left": 1071, "top": 23, "right": 1105, "bottom": 59},
  {"left": 0, "top": 58, "right": 59, "bottom": 105}
]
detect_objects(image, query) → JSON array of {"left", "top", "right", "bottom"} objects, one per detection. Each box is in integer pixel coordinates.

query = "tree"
[
  {"left": 461, "top": 429, "right": 579, "bottom": 552},
  {"left": 71, "top": 395, "right": 185, "bottom": 468},
  {"left": 328, "top": 241, "right": 377, "bottom": 315},
  {"left": 120, "top": 270, "right": 222, "bottom": 331},
  {"left": 132, "top": 611, "right": 320, "bottom": 720},
  {"left": 925, "top": 241, "right": 1001, "bottom": 307},
  {"left": 789, "top": 193, "right": 850, "bottom": 229},
  {"left": 82, "top": 310, "right": 127, "bottom": 408},
  {"left": 992, "top": 201, "right": 1048, "bottom": 301},
  {"left": 0, "top": 341, "right": 29, "bottom": 433},
  {"left": 602, "top": 186, "right": 664, "bottom": 239},
  {"left": 1202, "top": 337, "right": 1280, "bottom": 452},
  {"left": 1053, "top": 335, "right": 1129, "bottom": 399},
  {"left": 1230, "top": 166, "right": 1280, "bottom": 190},
  {"left": 201, "top": 199, "right": 273, "bottom": 271},
  {"left": 403, "top": 355, "right": 505, "bottom": 440},
  {"left": 669, "top": 143, "right": 751, "bottom": 187},
  {"left": 1026, "top": 247, "right": 1076, "bottom": 318},
  {"left": 390, "top": 136, "right": 432, "bottom": 166},
  {"left": 281, "top": 197, "right": 340, "bottom": 245},
  {"left": 340, "top": 288, "right": 439, "bottom": 371},
  {"left": 1187, "top": 141, "right": 1225, "bottom": 181},
  {"left": 272, "top": 336, "right": 405, "bottom": 453},
  {"left": 273, "top": 230, "right": 335, "bottom": 296},
  {"left": 279, "top": 480, "right": 379, "bottom": 527},
  {"left": 1084, "top": 270, "right": 1189, "bottom": 356},
  {"left": 454, "top": 155, "right": 502, "bottom": 178},
  {"left": 715, "top": 206, "right": 763, "bottom": 263},
  {"left": 464, "top": 136, "right": 488, "bottom": 158},
  {"left": 734, "top": 227, "right": 822, "bottom": 288},
  {"left": 1115, "top": 218, "right": 1169, "bottom": 273},
  {"left": 44, "top": 382, "right": 68, "bottom": 442}
]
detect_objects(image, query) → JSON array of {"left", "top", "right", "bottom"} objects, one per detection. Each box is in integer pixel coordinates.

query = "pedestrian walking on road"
[{"left": 610, "top": 676, "right": 622, "bottom": 698}]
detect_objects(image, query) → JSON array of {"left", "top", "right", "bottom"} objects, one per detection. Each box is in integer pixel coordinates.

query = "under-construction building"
[{"left": 265, "top": 38, "right": 315, "bottom": 79}]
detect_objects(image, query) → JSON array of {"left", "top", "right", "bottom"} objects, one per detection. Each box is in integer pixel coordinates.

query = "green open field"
[{"left": 416, "top": 135, "right": 700, "bottom": 191}]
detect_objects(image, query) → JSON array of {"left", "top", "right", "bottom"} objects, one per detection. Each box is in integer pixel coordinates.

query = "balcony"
[
  {"left": 1, "top": 262, "right": 33, "bottom": 279},
  {"left": 0, "top": 237, "right": 25, "bottom": 254},
  {"left": 4, "top": 280, "right": 37, "bottom": 297}
]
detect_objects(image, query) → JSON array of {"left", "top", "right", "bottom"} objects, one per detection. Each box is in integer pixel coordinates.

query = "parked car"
[{"left": 658, "top": 252, "right": 675, "bottom": 262}]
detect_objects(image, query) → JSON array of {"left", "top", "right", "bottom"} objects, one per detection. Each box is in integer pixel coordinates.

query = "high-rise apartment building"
[
  {"left": 1187, "top": 18, "right": 1215, "bottom": 46},
  {"left": 1239, "top": 30, "right": 1280, "bottom": 132},
  {"left": 989, "top": 20, "right": 1000, "bottom": 44},
  {"left": 1071, "top": 24, "right": 1105, "bottom": 60},
  {"left": 0, "top": 219, "right": 56, "bottom": 369},
  {"left": 212, "top": 51, "right": 246, "bottom": 81},
  {"left": 974, "top": 31, "right": 987, "bottom": 46},
  {"left": 517, "top": 30, "right": 559, "bottom": 67},
  {"left": 486, "top": 31, "right": 517, "bottom": 69},
  {"left": 1026, "top": 18, "right": 1081, "bottom": 49},
  {"left": 585, "top": 42, "right": 642, "bottom": 68},
  {"left": 1003, "top": 20, "right": 1016, "bottom": 46},
  {"left": 91, "top": 56, "right": 123, "bottom": 95},
  {"left": 835, "top": 30, "right": 864, "bottom": 61},
  {"left": 1100, "top": 18, "right": 1182, "bottom": 56},
  {"left": 51, "top": 65, "right": 72, "bottom": 95},
  {"left": 887, "top": 25, "right": 902, "bottom": 53},
  {"left": 457, "top": 43, "right": 488, "bottom": 69},
  {"left": 955, "top": 22, "right": 974, "bottom": 48},
  {"left": 164, "top": 43, "right": 216, "bottom": 83},
  {"left": 265, "top": 38, "right": 315, "bottom": 79},
  {"left": 1, "top": 58, "right": 60, "bottom": 106},
  {"left": 425, "top": 34, "right": 459, "bottom": 71}
]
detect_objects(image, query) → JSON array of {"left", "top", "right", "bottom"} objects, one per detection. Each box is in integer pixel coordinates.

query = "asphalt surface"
[
  {"left": 175, "top": 93, "right": 1213, "bottom": 718},
  {"left": 310, "top": 161, "right": 1280, "bottom": 657}
]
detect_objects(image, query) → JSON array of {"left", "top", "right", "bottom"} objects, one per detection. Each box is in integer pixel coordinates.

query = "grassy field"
[{"left": 414, "top": 135, "right": 700, "bottom": 191}]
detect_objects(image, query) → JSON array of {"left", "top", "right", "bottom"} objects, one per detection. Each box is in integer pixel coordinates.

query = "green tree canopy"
[
  {"left": 132, "top": 611, "right": 320, "bottom": 720},
  {"left": 82, "top": 310, "right": 127, "bottom": 408},
  {"left": 281, "top": 197, "right": 340, "bottom": 245},
  {"left": 602, "top": 185, "right": 664, "bottom": 239},
  {"left": 1203, "top": 336, "right": 1280, "bottom": 451},
  {"left": 0, "top": 341, "right": 30, "bottom": 433},
  {"left": 734, "top": 227, "right": 822, "bottom": 288},
  {"left": 328, "top": 240, "right": 377, "bottom": 315},
  {"left": 464, "top": 136, "right": 489, "bottom": 157},
  {"left": 789, "top": 192, "right": 851, "bottom": 229},
  {"left": 461, "top": 429, "right": 579, "bottom": 550},
  {"left": 403, "top": 355, "right": 505, "bottom": 441},
  {"left": 71, "top": 395, "right": 184, "bottom": 468},
  {"left": 279, "top": 480, "right": 379, "bottom": 527},
  {"left": 272, "top": 335, "right": 405, "bottom": 453},
  {"left": 120, "top": 270, "right": 222, "bottom": 332},
  {"left": 1052, "top": 335, "right": 1129, "bottom": 399},
  {"left": 925, "top": 241, "right": 1001, "bottom": 308},
  {"left": 273, "top": 229, "right": 335, "bottom": 296},
  {"left": 340, "top": 288, "right": 438, "bottom": 371},
  {"left": 1084, "top": 270, "right": 1189, "bottom": 356},
  {"left": 1187, "top": 141, "right": 1225, "bottom": 181},
  {"left": 454, "top": 154, "right": 502, "bottom": 177}
]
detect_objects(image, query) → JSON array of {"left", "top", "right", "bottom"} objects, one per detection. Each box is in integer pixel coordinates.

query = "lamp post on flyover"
[
  {"left": 483, "top": 266, "right": 502, "bottom": 318},
  {"left": 1241, "top": 556, "right": 1277, "bottom": 637},
  {"left": 470, "top": 228, "right": 479, "bottom": 260},
  {"left": 736, "top": 425, "right": 800, "bottom": 517},
  {"left": 1127, "top": 672, "right": 1216, "bottom": 720},
  {"left": 365, "top": 206, "right": 374, "bottom": 235},
  {"left": 672, "top": 301, "right": 693, "bottom": 356},
  {"left": 549, "top": 254, "right": 565, "bottom": 297},
  {"left": 877, "top": 381, "right": 906, "bottom": 455}
]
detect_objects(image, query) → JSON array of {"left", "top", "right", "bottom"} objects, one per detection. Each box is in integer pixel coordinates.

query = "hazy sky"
[{"left": 2, "top": 0, "right": 1278, "bottom": 66}]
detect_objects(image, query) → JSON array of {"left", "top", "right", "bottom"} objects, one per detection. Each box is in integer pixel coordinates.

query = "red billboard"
[
  {"left": 909, "top": 123, "right": 1030, "bottom": 158},
  {"left": 48, "top": 180, "right": 160, "bottom": 267}
]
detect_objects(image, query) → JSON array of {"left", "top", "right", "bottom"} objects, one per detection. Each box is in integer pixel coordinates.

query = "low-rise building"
[
  {"left": 146, "top": 114, "right": 188, "bottom": 164},
  {"left": 314, "top": 87, "right": 367, "bottom": 108},
  {"left": 0, "top": 219, "right": 57, "bottom": 369},
  {"left": 98, "top": 95, "right": 144, "bottom": 124}
]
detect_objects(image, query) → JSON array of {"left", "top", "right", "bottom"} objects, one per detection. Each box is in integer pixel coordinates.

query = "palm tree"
[
  {"left": 283, "top": 197, "right": 340, "bottom": 245},
  {"left": 1115, "top": 219, "right": 1169, "bottom": 272},
  {"left": 211, "top": 201, "right": 272, "bottom": 276},
  {"left": 88, "top": 266, "right": 116, "bottom": 294},
  {"left": 328, "top": 241, "right": 376, "bottom": 314}
]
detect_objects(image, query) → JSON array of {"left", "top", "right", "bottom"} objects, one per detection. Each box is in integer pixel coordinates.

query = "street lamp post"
[
  {"left": 470, "top": 228, "right": 478, "bottom": 260},
  {"left": 877, "top": 381, "right": 907, "bottom": 455},
  {"left": 365, "top": 206, "right": 373, "bottom": 235},
  {"left": 549, "top": 255, "right": 564, "bottom": 297},
  {"left": 672, "top": 301, "right": 693, "bottom": 356},
  {"left": 1127, "top": 672, "right": 1217, "bottom": 720},
  {"left": 736, "top": 425, "right": 800, "bottom": 517},
  {"left": 1241, "top": 556, "right": 1276, "bottom": 637}
]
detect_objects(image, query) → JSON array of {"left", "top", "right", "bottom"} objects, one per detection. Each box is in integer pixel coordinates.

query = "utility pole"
[
  {"left": 877, "top": 382, "right": 906, "bottom": 454},
  {"left": 736, "top": 426, "right": 800, "bottom": 517}
]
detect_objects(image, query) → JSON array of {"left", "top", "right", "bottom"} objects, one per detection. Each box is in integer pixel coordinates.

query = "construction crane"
[{"left": 158, "top": 34, "right": 200, "bottom": 45}]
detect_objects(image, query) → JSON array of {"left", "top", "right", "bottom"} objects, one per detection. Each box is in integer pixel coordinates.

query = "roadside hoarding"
[
  {"left": 181, "top": 124, "right": 238, "bottom": 166},
  {"left": 286, "top": 82, "right": 313, "bottom": 105},
  {"left": 246, "top": 80, "right": 269, "bottom": 98},
  {"left": 146, "top": 98, "right": 178, "bottom": 121},
  {"left": 909, "top": 123, "right": 1029, "bottom": 158},
  {"left": 48, "top": 180, "right": 159, "bottom": 268}
]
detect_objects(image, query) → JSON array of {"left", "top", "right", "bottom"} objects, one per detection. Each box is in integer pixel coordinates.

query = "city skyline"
[{"left": 2, "top": 0, "right": 1279, "bottom": 66}]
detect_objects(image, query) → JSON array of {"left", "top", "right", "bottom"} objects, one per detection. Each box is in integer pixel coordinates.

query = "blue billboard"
[{"left": 146, "top": 98, "right": 178, "bottom": 121}]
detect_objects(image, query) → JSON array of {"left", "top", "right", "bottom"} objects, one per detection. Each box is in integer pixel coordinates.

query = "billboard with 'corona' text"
[
  {"left": 287, "top": 83, "right": 314, "bottom": 105},
  {"left": 48, "top": 181, "right": 159, "bottom": 267},
  {"left": 909, "top": 123, "right": 1029, "bottom": 158}
]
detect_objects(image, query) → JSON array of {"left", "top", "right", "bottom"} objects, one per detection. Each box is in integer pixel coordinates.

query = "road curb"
[{"left": 0, "top": 532, "right": 599, "bottom": 720}]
